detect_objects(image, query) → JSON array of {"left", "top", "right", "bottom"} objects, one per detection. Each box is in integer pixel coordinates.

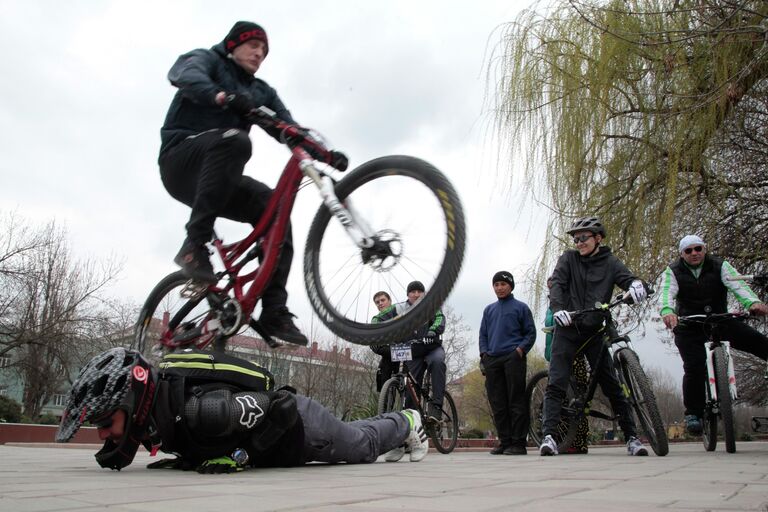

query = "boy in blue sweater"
[{"left": 479, "top": 271, "right": 536, "bottom": 454}]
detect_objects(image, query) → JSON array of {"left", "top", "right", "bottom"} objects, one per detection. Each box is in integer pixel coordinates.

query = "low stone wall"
[{"left": 0, "top": 423, "right": 101, "bottom": 444}]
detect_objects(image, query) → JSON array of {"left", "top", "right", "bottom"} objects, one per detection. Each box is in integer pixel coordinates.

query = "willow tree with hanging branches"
[{"left": 491, "top": 0, "right": 768, "bottom": 285}]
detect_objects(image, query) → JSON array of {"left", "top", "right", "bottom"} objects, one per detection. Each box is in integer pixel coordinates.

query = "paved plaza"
[{"left": 0, "top": 441, "right": 766, "bottom": 511}]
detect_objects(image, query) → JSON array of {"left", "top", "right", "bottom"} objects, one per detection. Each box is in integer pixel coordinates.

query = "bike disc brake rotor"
[{"left": 361, "top": 229, "right": 403, "bottom": 271}]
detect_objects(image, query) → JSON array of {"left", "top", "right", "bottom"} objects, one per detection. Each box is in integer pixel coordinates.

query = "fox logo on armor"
[{"left": 236, "top": 395, "right": 264, "bottom": 429}]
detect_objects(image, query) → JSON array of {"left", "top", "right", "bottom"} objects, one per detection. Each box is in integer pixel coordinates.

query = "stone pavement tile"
[{"left": 0, "top": 496, "right": 99, "bottom": 512}]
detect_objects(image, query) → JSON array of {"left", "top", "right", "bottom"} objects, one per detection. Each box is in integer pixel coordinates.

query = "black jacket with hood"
[
  {"left": 159, "top": 43, "right": 296, "bottom": 157},
  {"left": 549, "top": 245, "right": 638, "bottom": 331}
]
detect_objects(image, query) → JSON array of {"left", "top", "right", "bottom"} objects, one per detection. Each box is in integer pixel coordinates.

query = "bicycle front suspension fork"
[{"left": 302, "top": 161, "right": 376, "bottom": 248}]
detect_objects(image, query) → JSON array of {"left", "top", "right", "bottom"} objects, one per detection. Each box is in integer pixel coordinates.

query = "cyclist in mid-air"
[
  {"left": 158, "top": 21, "right": 345, "bottom": 346},
  {"left": 542, "top": 217, "right": 649, "bottom": 456},
  {"left": 659, "top": 234, "right": 768, "bottom": 435}
]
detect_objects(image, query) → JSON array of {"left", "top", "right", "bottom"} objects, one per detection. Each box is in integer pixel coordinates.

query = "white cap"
[{"left": 679, "top": 235, "right": 706, "bottom": 253}]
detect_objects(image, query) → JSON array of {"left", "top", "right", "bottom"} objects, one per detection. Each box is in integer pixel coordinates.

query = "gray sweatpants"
[{"left": 295, "top": 395, "right": 410, "bottom": 464}]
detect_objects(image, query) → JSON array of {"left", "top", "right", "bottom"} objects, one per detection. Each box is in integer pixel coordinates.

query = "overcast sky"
[{"left": 0, "top": 0, "right": 684, "bottom": 380}]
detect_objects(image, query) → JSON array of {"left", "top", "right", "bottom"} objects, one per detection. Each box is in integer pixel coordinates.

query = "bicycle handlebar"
[
  {"left": 724, "top": 274, "right": 768, "bottom": 286},
  {"left": 677, "top": 311, "right": 750, "bottom": 324},
  {"left": 248, "top": 106, "right": 347, "bottom": 170},
  {"left": 566, "top": 285, "right": 656, "bottom": 317}
]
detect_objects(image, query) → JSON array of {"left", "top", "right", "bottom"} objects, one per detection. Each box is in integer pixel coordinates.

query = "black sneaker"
[
  {"left": 489, "top": 445, "right": 507, "bottom": 455},
  {"left": 503, "top": 445, "right": 527, "bottom": 455},
  {"left": 259, "top": 306, "right": 308, "bottom": 346},
  {"left": 174, "top": 240, "right": 217, "bottom": 284}
]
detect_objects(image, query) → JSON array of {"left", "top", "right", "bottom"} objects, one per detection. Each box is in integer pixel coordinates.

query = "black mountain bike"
[
  {"left": 378, "top": 347, "right": 459, "bottom": 454},
  {"left": 527, "top": 294, "right": 669, "bottom": 456}
]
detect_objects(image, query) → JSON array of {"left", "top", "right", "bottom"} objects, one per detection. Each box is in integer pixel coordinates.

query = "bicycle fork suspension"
[
  {"left": 301, "top": 161, "right": 375, "bottom": 248},
  {"left": 705, "top": 341, "right": 738, "bottom": 402}
]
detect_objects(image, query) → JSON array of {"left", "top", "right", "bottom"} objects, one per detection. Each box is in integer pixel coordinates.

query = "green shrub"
[
  {"left": 460, "top": 428, "right": 485, "bottom": 439},
  {"left": 0, "top": 395, "right": 23, "bottom": 423},
  {"left": 37, "top": 413, "right": 60, "bottom": 425}
]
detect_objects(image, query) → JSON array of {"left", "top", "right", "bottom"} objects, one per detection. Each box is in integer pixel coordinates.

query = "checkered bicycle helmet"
[
  {"left": 56, "top": 347, "right": 157, "bottom": 470},
  {"left": 566, "top": 216, "right": 606, "bottom": 237}
]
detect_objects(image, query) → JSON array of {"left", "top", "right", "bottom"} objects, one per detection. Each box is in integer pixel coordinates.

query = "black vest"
[{"left": 669, "top": 255, "right": 728, "bottom": 316}]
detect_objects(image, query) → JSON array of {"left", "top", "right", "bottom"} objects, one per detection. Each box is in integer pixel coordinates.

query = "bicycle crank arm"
[{"left": 171, "top": 318, "right": 221, "bottom": 346}]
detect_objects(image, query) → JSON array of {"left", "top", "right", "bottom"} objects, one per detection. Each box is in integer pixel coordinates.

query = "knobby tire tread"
[
  {"left": 133, "top": 270, "right": 190, "bottom": 357},
  {"left": 430, "top": 391, "right": 458, "bottom": 454},
  {"left": 304, "top": 155, "right": 466, "bottom": 345},
  {"left": 713, "top": 346, "right": 736, "bottom": 453},
  {"left": 525, "top": 370, "right": 578, "bottom": 452},
  {"left": 617, "top": 349, "right": 669, "bottom": 456},
  {"left": 378, "top": 377, "right": 404, "bottom": 415}
]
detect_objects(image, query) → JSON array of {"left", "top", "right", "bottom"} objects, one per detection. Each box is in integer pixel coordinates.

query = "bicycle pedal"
[{"left": 181, "top": 280, "right": 208, "bottom": 299}]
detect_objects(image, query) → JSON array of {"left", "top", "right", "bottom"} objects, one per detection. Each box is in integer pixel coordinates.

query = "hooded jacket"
[
  {"left": 549, "top": 246, "right": 637, "bottom": 331},
  {"left": 159, "top": 43, "right": 296, "bottom": 156}
]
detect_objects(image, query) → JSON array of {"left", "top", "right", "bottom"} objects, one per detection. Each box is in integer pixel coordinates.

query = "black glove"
[
  {"left": 225, "top": 93, "right": 255, "bottom": 117},
  {"left": 424, "top": 330, "right": 437, "bottom": 343},
  {"left": 146, "top": 457, "right": 194, "bottom": 471},
  {"left": 329, "top": 150, "right": 349, "bottom": 172}
]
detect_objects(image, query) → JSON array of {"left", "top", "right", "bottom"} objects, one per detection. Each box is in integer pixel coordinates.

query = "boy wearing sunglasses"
[
  {"left": 541, "top": 216, "right": 649, "bottom": 456},
  {"left": 659, "top": 235, "right": 768, "bottom": 435}
]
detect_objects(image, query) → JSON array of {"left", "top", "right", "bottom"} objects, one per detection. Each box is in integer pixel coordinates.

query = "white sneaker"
[
  {"left": 539, "top": 434, "right": 558, "bottom": 456},
  {"left": 383, "top": 445, "right": 405, "bottom": 462},
  {"left": 626, "top": 436, "right": 648, "bottom": 456},
  {"left": 403, "top": 409, "right": 429, "bottom": 462}
]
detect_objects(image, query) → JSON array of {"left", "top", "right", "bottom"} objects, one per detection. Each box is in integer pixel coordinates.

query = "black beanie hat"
[
  {"left": 492, "top": 271, "right": 515, "bottom": 290},
  {"left": 407, "top": 281, "right": 425, "bottom": 293},
  {"left": 224, "top": 21, "right": 269, "bottom": 54}
]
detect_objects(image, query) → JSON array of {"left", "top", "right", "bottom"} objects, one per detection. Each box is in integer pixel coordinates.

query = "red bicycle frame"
[{"left": 167, "top": 119, "right": 332, "bottom": 349}]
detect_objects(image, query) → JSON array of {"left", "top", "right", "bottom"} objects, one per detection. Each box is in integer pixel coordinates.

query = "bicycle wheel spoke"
[{"left": 305, "top": 157, "right": 465, "bottom": 345}]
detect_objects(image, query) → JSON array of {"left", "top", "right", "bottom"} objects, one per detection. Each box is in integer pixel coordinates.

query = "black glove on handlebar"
[
  {"left": 329, "top": 150, "right": 349, "bottom": 172},
  {"left": 225, "top": 93, "right": 255, "bottom": 117}
]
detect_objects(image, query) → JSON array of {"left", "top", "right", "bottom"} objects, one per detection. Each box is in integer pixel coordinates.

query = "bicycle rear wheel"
[
  {"left": 133, "top": 271, "right": 225, "bottom": 363},
  {"left": 304, "top": 155, "right": 465, "bottom": 345},
  {"left": 526, "top": 370, "right": 578, "bottom": 452},
  {"left": 378, "top": 377, "right": 405, "bottom": 415},
  {"left": 713, "top": 346, "right": 736, "bottom": 453},
  {"left": 425, "top": 391, "right": 459, "bottom": 454},
  {"left": 616, "top": 349, "right": 669, "bottom": 456}
]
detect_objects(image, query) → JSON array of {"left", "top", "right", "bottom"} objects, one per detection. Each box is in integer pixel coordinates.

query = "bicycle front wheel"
[
  {"left": 304, "top": 155, "right": 466, "bottom": 345},
  {"left": 713, "top": 346, "right": 736, "bottom": 453},
  {"left": 616, "top": 349, "right": 669, "bottom": 456},
  {"left": 526, "top": 370, "right": 578, "bottom": 452},
  {"left": 426, "top": 391, "right": 459, "bottom": 454},
  {"left": 702, "top": 383, "right": 718, "bottom": 452},
  {"left": 378, "top": 377, "right": 405, "bottom": 415}
]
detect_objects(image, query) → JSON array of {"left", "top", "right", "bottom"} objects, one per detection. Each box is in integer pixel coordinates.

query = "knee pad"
[{"left": 184, "top": 388, "right": 271, "bottom": 438}]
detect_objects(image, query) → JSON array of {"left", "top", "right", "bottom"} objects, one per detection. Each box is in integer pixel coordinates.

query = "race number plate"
[{"left": 390, "top": 343, "right": 412, "bottom": 362}]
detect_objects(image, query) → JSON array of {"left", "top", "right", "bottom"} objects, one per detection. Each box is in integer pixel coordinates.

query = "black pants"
[
  {"left": 376, "top": 357, "right": 399, "bottom": 392},
  {"left": 543, "top": 326, "right": 637, "bottom": 439},
  {"left": 483, "top": 351, "right": 528, "bottom": 448},
  {"left": 406, "top": 346, "right": 446, "bottom": 409},
  {"left": 674, "top": 319, "right": 768, "bottom": 418},
  {"left": 159, "top": 129, "right": 293, "bottom": 309}
]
